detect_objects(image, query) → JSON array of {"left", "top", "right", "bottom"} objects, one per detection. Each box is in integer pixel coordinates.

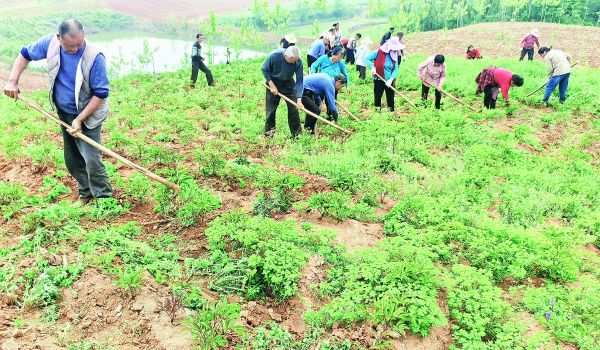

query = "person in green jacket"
[{"left": 310, "top": 46, "right": 350, "bottom": 95}]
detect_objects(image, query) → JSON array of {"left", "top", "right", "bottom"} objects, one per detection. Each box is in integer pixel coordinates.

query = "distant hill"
[
  {"left": 402, "top": 22, "right": 600, "bottom": 68},
  {"left": 98, "top": 0, "right": 297, "bottom": 21}
]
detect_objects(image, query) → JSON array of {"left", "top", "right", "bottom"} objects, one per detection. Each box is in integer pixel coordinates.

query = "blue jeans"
[{"left": 543, "top": 73, "right": 570, "bottom": 102}]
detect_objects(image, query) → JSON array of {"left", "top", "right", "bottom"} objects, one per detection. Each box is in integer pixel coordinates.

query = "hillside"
[
  {"left": 400, "top": 22, "right": 600, "bottom": 67},
  {"left": 98, "top": 0, "right": 297, "bottom": 21}
]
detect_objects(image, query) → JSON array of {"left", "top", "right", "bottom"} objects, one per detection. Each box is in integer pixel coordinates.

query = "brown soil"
[
  {"left": 405, "top": 22, "right": 600, "bottom": 68},
  {"left": 0, "top": 65, "right": 48, "bottom": 94}
]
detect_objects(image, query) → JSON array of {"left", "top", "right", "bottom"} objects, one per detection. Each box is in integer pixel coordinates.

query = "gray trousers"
[{"left": 58, "top": 110, "right": 113, "bottom": 199}]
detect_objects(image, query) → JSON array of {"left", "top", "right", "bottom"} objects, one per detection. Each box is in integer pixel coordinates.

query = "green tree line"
[{"left": 242, "top": 0, "right": 600, "bottom": 33}]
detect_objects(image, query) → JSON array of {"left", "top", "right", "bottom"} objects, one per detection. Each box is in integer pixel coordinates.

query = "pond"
[{"left": 30, "top": 34, "right": 265, "bottom": 76}]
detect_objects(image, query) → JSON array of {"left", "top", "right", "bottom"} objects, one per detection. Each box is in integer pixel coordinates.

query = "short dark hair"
[
  {"left": 356, "top": 33, "right": 362, "bottom": 38},
  {"left": 333, "top": 22, "right": 339, "bottom": 27},
  {"left": 335, "top": 75, "right": 347, "bottom": 85},
  {"left": 329, "top": 46, "right": 345, "bottom": 57},
  {"left": 466, "top": 45, "right": 474, "bottom": 53},
  {"left": 538, "top": 47, "right": 551, "bottom": 55},
  {"left": 511, "top": 75, "right": 524, "bottom": 87},
  {"left": 389, "top": 27, "right": 395, "bottom": 31},
  {"left": 329, "top": 28, "right": 335, "bottom": 33},
  {"left": 58, "top": 19, "right": 83, "bottom": 37},
  {"left": 434, "top": 54, "right": 445, "bottom": 64},
  {"left": 196, "top": 33, "right": 203, "bottom": 38},
  {"left": 397, "top": 32, "right": 404, "bottom": 39}
]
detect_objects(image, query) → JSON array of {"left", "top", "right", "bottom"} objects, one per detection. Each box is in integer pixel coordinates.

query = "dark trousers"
[
  {"left": 374, "top": 79, "right": 394, "bottom": 111},
  {"left": 519, "top": 48, "right": 534, "bottom": 61},
  {"left": 483, "top": 85, "right": 497, "bottom": 109},
  {"left": 421, "top": 83, "right": 442, "bottom": 109},
  {"left": 302, "top": 91, "right": 321, "bottom": 134},
  {"left": 357, "top": 65, "right": 366, "bottom": 80},
  {"left": 346, "top": 49, "right": 355, "bottom": 65},
  {"left": 265, "top": 79, "right": 302, "bottom": 137},
  {"left": 58, "top": 110, "right": 112, "bottom": 199},
  {"left": 307, "top": 55, "right": 318, "bottom": 70},
  {"left": 191, "top": 59, "right": 214, "bottom": 85}
]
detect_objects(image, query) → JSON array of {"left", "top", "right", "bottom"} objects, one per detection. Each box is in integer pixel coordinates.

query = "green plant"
[
  {"left": 154, "top": 178, "right": 221, "bottom": 226},
  {"left": 115, "top": 266, "right": 143, "bottom": 295},
  {"left": 23, "top": 273, "right": 60, "bottom": 307},
  {"left": 185, "top": 297, "right": 245, "bottom": 350}
]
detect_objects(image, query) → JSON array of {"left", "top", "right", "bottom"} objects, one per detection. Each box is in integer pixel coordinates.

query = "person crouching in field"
[
  {"left": 365, "top": 37, "right": 403, "bottom": 112},
  {"left": 3, "top": 19, "right": 112, "bottom": 205},
  {"left": 355, "top": 37, "right": 372, "bottom": 80},
  {"left": 191, "top": 33, "right": 214, "bottom": 87},
  {"left": 311, "top": 46, "right": 350, "bottom": 95},
  {"left": 302, "top": 74, "right": 347, "bottom": 134},
  {"left": 520, "top": 29, "right": 540, "bottom": 61},
  {"left": 466, "top": 45, "right": 482, "bottom": 59},
  {"left": 538, "top": 47, "right": 572, "bottom": 106},
  {"left": 262, "top": 46, "right": 304, "bottom": 138},
  {"left": 418, "top": 55, "right": 446, "bottom": 110},
  {"left": 475, "top": 66, "right": 524, "bottom": 109}
]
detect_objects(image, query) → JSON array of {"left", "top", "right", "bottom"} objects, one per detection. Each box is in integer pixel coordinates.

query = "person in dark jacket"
[
  {"left": 190, "top": 33, "right": 214, "bottom": 87},
  {"left": 380, "top": 27, "right": 394, "bottom": 45},
  {"left": 262, "top": 46, "right": 304, "bottom": 137}
]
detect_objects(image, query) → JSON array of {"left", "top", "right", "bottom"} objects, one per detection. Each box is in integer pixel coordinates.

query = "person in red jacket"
[
  {"left": 475, "top": 66, "right": 524, "bottom": 109},
  {"left": 466, "top": 45, "right": 482, "bottom": 60}
]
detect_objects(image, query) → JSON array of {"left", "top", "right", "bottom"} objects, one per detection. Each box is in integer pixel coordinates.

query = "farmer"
[
  {"left": 520, "top": 29, "right": 540, "bottom": 61},
  {"left": 307, "top": 36, "right": 330, "bottom": 69},
  {"left": 380, "top": 27, "right": 395, "bottom": 46},
  {"left": 191, "top": 33, "right": 214, "bottom": 87},
  {"left": 3, "top": 19, "right": 112, "bottom": 204},
  {"left": 418, "top": 55, "right": 446, "bottom": 110},
  {"left": 365, "top": 36, "right": 403, "bottom": 112},
  {"left": 466, "top": 45, "right": 482, "bottom": 60},
  {"left": 538, "top": 47, "right": 572, "bottom": 106},
  {"left": 475, "top": 66, "right": 524, "bottom": 109},
  {"left": 332, "top": 22, "right": 342, "bottom": 47},
  {"left": 302, "top": 73, "right": 347, "bottom": 134},
  {"left": 355, "top": 37, "right": 372, "bottom": 80},
  {"left": 344, "top": 33, "right": 361, "bottom": 65},
  {"left": 279, "top": 34, "right": 297, "bottom": 49},
  {"left": 310, "top": 46, "right": 350, "bottom": 95},
  {"left": 262, "top": 46, "right": 304, "bottom": 138}
]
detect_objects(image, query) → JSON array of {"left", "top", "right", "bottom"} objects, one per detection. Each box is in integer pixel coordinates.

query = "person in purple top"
[
  {"left": 3, "top": 19, "right": 112, "bottom": 204},
  {"left": 301, "top": 73, "right": 347, "bottom": 134},
  {"left": 307, "top": 37, "right": 330, "bottom": 70},
  {"left": 520, "top": 29, "right": 540, "bottom": 61}
]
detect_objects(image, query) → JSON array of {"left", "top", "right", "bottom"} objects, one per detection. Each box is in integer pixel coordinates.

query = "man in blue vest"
[
  {"left": 302, "top": 73, "right": 346, "bottom": 134},
  {"left": 3, "top": 19, "right": 112, "bottom": 204}
]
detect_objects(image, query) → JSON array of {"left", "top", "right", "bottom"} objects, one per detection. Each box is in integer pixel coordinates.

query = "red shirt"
[
  {"left": 493, "top": 68, "right": 514, "bottom": 100},
  {"left": 466, "top": 49, "right": 481, "bottom": 59}
]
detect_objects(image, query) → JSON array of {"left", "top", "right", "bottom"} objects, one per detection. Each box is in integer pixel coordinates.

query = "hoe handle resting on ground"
[
  {"left": 335, "top": 101, "right": 360, "bottom": 121},
  {"left": 404, "top": 66, "right": 480, "bottom": 112},
  {"left": 527, "top": 62, "right": 579, "bottom": 97},
  {"left": 373, "top": 72, "right": 418, "bottom": 110},
  {"left": 262, "top": 83, "right": 352, "bottom": 134},
  {"left": 16, "top": 95, "right": 180, "bottom": 192}
]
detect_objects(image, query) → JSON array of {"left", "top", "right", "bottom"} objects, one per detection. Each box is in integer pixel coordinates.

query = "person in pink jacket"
[
  {"left": 520, "top": 29, "right": 540, "bottom": 61},
  {"left": 418, "top": 55, "right": 446, "bottom": 109},
  {"left": 475, "top": 66, "right": 524, "bottom": 109}
]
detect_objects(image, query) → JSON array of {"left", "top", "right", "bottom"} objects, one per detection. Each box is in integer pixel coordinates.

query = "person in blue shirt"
[
  {"left": 302, "top": 73, "right": 347, "bottom": 134},
  {"left": 365, "top": 36, "right": 403, "bottom": 112},
  {"left": 307, "top": 37, "right": 330, "bottom": 69},
  {"left": 3, "top": 19, "right": 112, "bottom": 204},
  {"left": 262, "top": 46, "right": 304, "bottom": 138},
  {"left": 310, "top": 46, "right": 350, "bottom": 95}
]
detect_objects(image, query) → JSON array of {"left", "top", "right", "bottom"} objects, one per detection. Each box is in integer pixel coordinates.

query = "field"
[{"left": 1, "top": 11, "right": 600, "bottom": 350}]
